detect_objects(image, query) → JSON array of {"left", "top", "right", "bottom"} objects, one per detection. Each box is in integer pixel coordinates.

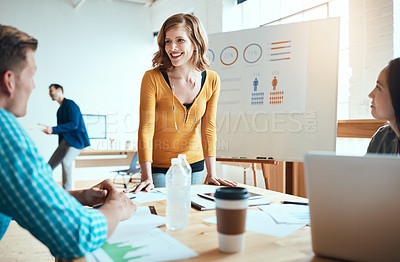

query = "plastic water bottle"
[
  {"left": 166, "top": 158, "right": 191, "bottom": 230},
  {"left": 178, "top": 154, "right": 192, "bottom": 211}
]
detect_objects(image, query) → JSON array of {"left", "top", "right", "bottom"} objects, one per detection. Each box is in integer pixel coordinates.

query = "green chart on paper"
[{"left": 101, "top": 241, "right": 150, "bottom": 261}]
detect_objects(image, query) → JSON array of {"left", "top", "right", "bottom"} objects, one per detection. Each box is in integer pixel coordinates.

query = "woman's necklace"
[{"left": 171, "top": 77, "right": 198, "bottom": 134}]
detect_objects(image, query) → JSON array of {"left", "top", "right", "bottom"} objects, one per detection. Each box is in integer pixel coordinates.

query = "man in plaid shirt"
[{"left": 0, "top": 25, "right": 136, "bottom": 259}]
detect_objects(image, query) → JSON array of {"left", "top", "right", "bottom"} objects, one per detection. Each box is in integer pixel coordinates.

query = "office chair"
[{"left": 113, "top": 152, "right": 141, "bottom": 188}]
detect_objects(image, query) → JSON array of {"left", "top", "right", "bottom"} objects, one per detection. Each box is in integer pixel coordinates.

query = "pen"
[
  {"left": 281, "top": 201, "right": 308, "bottom": 206},
  {"left": 94, "top": 196, "right": 136, "bottom": 209}
]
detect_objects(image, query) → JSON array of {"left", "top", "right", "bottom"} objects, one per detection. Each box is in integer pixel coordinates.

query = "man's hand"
[
  {"left": 99, "top": 186, "right": 137, "bottom": 236},
  {"left": 68, "top": 179, "right": 113, "bottom": 206},
  {"left": 81, "top": 179, "right": 113, "bottom": 206},
  {"left": 42, "top": 126, "right": 53, "bottom": 134},
  {"left": 102, "top": 188, "right": 137, "bottom": 221}
]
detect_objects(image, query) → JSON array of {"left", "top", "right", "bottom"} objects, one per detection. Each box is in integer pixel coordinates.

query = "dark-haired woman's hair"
[{"left": 387, "top": 58, "right": 400, "bottom": 128}]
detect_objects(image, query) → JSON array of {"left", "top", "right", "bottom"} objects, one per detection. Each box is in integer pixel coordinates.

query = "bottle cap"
[
  {"left": 171, "top": 158, "right": 182, "bottom": 165},
  {"left": 178, "top": 154, "right": 187, "bottom": 159}
]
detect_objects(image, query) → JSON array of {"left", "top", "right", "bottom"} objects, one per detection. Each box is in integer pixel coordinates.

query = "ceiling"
[{"left": 73, "top": 0, "right": 156, "bottom": 9}]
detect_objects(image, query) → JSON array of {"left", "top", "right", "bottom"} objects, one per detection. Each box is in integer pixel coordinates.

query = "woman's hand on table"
[
  {"left": 205, "top": 176, "right": 237, "bottom": 187},
  {"left": 125, "top": 179, "right": 154, "bottom": 193}
]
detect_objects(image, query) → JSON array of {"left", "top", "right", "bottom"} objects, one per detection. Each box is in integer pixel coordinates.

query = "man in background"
[
  {"left": 43, "top": 83, "right": 89, "bottom": 190},
  {"left": 0, "top": 24, "right": 135, "bottom": 259}
]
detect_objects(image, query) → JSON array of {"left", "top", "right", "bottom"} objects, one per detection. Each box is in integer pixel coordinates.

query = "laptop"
[{"left": 304, "top": 152, "right": 400, "bottom": 262}]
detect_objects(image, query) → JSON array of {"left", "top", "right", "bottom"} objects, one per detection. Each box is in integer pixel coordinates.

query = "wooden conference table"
[
  {"left": 0, "top": 183, "right": 339, "bottom": 262},
  {"left": 145, "top": 184, "right": 324, "bottom": 262}
]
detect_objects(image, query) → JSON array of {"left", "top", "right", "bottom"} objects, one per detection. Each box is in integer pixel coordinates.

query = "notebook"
[
  {"left": 191, "top": 196, "right": 272, "bottom": 211},
  {"left": 304, "top": 152, "right": 400, "bottom": 262},
  {"left": 197, "top": 191, "right": 265, "bottom": 201}
]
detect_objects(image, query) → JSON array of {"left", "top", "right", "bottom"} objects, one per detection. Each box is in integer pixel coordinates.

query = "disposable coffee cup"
[{"left": 214, "top": 187, "right": 249, "bottom": 253}]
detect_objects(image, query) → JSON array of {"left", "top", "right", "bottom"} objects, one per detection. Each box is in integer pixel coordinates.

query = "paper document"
[
  {"left": 189, "top": 185, "right": 219, "bottom": 195},
  {"left": 131, "top": 190, "right": 167, "bottom": 203},
  {"left": 107, "top": 206, "right": 165, "bottom": 244},
  {"left": 156, "top": 184, "right": 217, "bottom": 196},
  {"left": 86, "top": 206, "right": 197, "bottom": 261},
  {"left": 29, "top": 124, "right": 46, "bottom": 131},
  {"left": 259, "top": 204, "right": 310, "bottom": 224},
  {"left": 203, "top": 209, "right": 306, "bottom": 237},
  {"left": 131, "top": 185, "right": 218, "bottom": 204},
  {"left": 88, "top": 228, "right": 198, "bottom": 262}
]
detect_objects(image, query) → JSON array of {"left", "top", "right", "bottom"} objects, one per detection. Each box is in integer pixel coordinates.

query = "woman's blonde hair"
[{"left": 152, "top": 13, "right": 210, "bottom": 72}]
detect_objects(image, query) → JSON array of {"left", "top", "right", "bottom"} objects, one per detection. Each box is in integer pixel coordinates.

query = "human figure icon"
[
  {"left": 272, "top": 76, "right": 278, "bottom": 90},
  {"left": 253, "top": 77, "right": 259, "bottom": 92}
]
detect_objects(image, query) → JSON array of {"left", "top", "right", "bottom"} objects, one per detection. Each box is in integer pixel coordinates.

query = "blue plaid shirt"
[{"left": 0, "top": 109, "right": 107, "bottom": 258}]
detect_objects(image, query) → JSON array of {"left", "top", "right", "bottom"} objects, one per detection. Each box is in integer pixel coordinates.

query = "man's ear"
[{"left": 0, "top": 70, "right": 16, "bottom": 97}]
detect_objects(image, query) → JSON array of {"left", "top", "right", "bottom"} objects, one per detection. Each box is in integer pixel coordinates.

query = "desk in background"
[
  {"left": 337, "top": 119, "right": 386, "bottom": 138},
  {"left": 75, "top": 150, "right": 136, "bottom": 168}
]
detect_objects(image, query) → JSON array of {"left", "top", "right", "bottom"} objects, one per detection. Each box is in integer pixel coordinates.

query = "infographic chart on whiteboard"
[{"left": 208, "top": 23, "right": 309, "bottom": 114}]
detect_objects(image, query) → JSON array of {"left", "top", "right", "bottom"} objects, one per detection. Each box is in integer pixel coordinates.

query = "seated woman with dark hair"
[{"left": 367, "top": 58, "right": 400, "bottom": 154}]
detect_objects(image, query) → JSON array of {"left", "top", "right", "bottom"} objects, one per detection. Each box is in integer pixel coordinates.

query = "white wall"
[
  {"left": 149, "top": 0, "right": 224, "bottom": 34},
  {"left": 0, "top": 0, "right": 154, "bottom": 181}
]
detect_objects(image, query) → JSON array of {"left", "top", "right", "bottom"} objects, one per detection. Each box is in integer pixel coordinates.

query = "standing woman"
[
  {"left": 367, "top": 58, "right": 400, "bottom": 154},
  {"left": 132, "top": 13, "right": 237, "bottom": 192}
]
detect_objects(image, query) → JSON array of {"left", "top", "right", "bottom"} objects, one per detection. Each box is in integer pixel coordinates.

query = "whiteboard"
[
  {"left": 210, "top": 18, "right": 340, "bottom": 161},
  {"left": 83, "top": 114, "right": 107, "bottom": 139}
]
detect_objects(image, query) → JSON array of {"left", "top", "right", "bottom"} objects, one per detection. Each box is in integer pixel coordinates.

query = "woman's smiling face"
[{"left": 164, "top": 26, "right": 195, "bottom": 68}]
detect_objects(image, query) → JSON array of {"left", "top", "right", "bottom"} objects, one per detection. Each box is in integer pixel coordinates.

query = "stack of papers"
[{"left": 86, "top": 206, "right": 198, "bottom": 261}]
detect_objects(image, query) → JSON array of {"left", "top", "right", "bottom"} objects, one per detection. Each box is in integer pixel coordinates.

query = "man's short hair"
[
  {"left": 49, "top": 83, "right": 64, "bottom": 94},
  {"left": 0, "top": 25, "right": 38, "bottom": 76}
]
